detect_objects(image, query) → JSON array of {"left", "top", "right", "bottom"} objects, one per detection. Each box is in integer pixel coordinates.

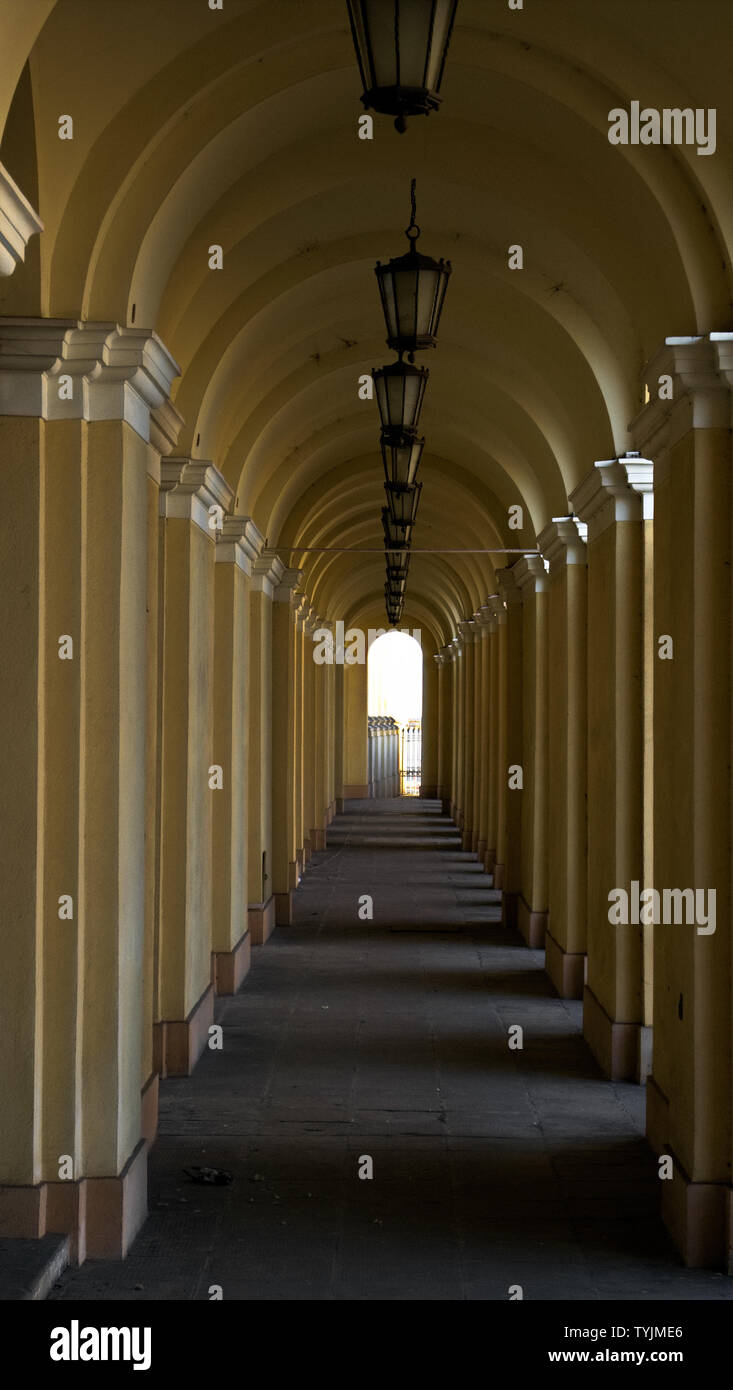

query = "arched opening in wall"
[{"left": 368, "top": 630, "right": 423, "bottom": 798}]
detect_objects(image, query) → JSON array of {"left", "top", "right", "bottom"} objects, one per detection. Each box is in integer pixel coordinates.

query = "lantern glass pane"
[
  {"left": 425, "top": 0, "right": 455, "bottom": 87},
  {"left": 397, "top": 0, "right": 434, "bottom": 87},
  {"left": 364, "top": 2, "right": 397, "bottom": 88}
]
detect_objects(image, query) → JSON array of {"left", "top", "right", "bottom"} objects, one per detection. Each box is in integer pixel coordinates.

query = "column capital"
[
  {"left": 487, "top": 593, "right": 506, "bottom": 625},
  {"left": 473, "top": 605, "right": 494, "bottom": 633},
  {"left": 570, "top": 455, "right": 654, "bottom": 539},
  {"left": 273, "top": 567, "right": 304, "bottom": 603},
  {"left": 537, "top": 517, "right": 587, "bottom": 572},
  {"left": 160, "top": 459, "right": 233, "bottom": 535},
  {"left": 0, "top": 164, "right": 43, "bottom": 278},
  {"left": 252, "top": 549, "right": 286, "bottom": 597},
  {"left": 496, "top": 564, "right": 524, "bottom": 606},
  {"left": 0, "top": 317, "right": 183, "bottom": 451},
  {"left": 457, "top": 620, "right": 478, "bottom": 644},
  {"left": 215, "top": 516, "right": 265, "bottom": 574},
  {"left": 513, "top": 553, "right": 549, "bottom": 595},
  {"left": 630, "top": 333, "right": 733, "bottom": 454}
]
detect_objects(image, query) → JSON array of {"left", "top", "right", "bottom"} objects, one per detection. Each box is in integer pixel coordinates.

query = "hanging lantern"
[
  {"left": 386, "top": 550, "right": 410, "bottom": 578},
  {"left": 372, "top": 359, "right": 429, "bottom": 437},
  {"left": 380, "top": 432, "right": 424, "bottom": 489},
  {"left": 382, "top": 503, "right": 414, "bottom": 551},
  {"left": 385, "top": 480, "right": 421, "bottom": 529},
  {"left": 346, "top": 0, "right": 459, "bottom": 133},
  {"left": 375, "top": 179, "right": 451, "bottom": 361}
]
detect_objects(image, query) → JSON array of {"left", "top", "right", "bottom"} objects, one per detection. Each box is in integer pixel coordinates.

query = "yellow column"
[
  {"left": 496, "top": 566, "right": 524, "bottom": 925},
  {"left": 571, "top": 459, "right": 652, "bottom": 1080},
  {"left": 272, "top": 569, "right": 302, "bottom": 924},
  {"left": 434, "top": 651, "right": 449, "bottom": 802},
  {"left": 211, "top": 516, "right": 263, "bottom": 994},
  {"left": 491, "top": 594, "right": 509, "bottom": 889},
  {"left": 157, "top": 461, "right": 230, "bottom": 1074},
  {"left": 474, "top": 610, "right": 491, "bottom": 860},
  {"left": 452, "top": 635, "right": 464, "bottom": 823},
  {"left": 311, "top": 617, "right": 329, "bottom": 846},
  {"left": 485, "top": 608, "right": 500, "bottom": 872},
  {"left": 343, "top": 654, "right": 369, "bottom": 798},
  {"left": 293, "top": 596, "right": 307, "bottom": 877},
  {"left": 471, "top": 615, "right": 484, "bottom": 851},
  {"left": 421, "top": 632, "right": 439, "bottom": 799},
  {"left": 302, "top": 613, "right": 318, "bottom": 859},
  {"left": 514, "top": 555, "right": 549, "bottom": 948},
  {"left": 247, "top": 550, "right": 284, "bottom": 944},
  {"left": 457, "top": 621, "right": 476, "bottom": 848},
  {"left": 633, "top": 336, "right": 733, "bottom": 1269},
  {"left": 537, "top": 518, "right": 588, "bottom": 998},
  {"left": 0, "top": 318, "right": 181, "bottom": 1260}
]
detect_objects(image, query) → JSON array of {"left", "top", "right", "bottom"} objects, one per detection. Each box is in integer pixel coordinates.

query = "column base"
[
  {"left": 545, "top": 928, "right": 585, "bottom": 998},
  {"left": 461, "top": 828, "right": 473, "bottom": 851},
  {"left": 421, "top": 785, "right": 438, "bottom": 799},
  {"left": 84, "top": 1138, "right": 148, "bottom": 1260},
  {"left": 296, "top": 849, "right": 304, "bottom": 876},
  {"left": 582, "top": 984, "right": 650, "bottom": 1081},
  {"left": 211, "top": 928, "right": 251, "bottom": 996},
  {"left": 275, "top": 889, "right": 294, "bottom": 925},
  {"left": 154, "top": 982, "right": 215, "bottom": 1077},
  {"left": 484, "top": 847, "right": 496, "bottom": 874},
  {"left": 477, "top": 838, "right": 487, "bottom": 858},
  {"left": 0, "top": 1137, "right": 148, "bottom": 1265},
  {"left": 493, "top": 861, "right": 505, "bottom": 890},
  {"left": 517, "top": 897, "right": 546, "bottom": 948},
  {"left": 336, "top": 796, "right": 345, "bottom": 813},
  {"left": 310, "top": 827, "right": 326, "bottom": 851},
  {"left": 661, "top": 1154, "right": 728, "bottom": 1270},
  {"left": 343, "top": 783, "right": 370, "bottom": 798},
  {"left": 140, "top": 1071, "right": 159, "bottom": 1147},
  {"left": 248, "top": 894, "right": 276, "bottom": 945}
]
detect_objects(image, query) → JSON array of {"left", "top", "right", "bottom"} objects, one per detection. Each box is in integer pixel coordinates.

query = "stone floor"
[{"left": 50, "top": 798, "right": 733, "bottom": 1301}]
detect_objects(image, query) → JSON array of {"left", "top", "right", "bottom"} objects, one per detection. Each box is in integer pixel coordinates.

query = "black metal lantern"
[
  {"left": 385, "top": 480, "right": 421, "bottom": 528},
  {"left": 346, "top": 0, "right": 459, "bottom": 133},
  {"left": 380, "top": 432, "right": 423, "bottom": 489},
  {"left": 382, "top": 504, "right": 413, "bottom": 551},
  {"left": 372, "top": 359, "right": 429, "bottom": 437},
  {"left": 375, "top": 180, "right": 451, "bottom": 361}
]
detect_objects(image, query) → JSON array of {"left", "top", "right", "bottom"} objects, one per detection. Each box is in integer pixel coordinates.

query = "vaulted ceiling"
[{"left": 2, "top": 0, "right": 731, "bottom": 645}]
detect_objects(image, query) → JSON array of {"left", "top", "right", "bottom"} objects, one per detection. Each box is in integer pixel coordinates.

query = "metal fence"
[{"left": 400, "top": 720, "right": 422, "bottom": 797}]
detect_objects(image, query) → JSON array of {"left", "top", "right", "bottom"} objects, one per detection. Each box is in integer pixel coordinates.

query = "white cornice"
[
  {"left": 538, "top": 517, "right": 587, "bottom": 571},
  {"left": 274, "top": 567, "right": 304, "bottom": 603},
  {"left": 631, "top": 334, "right": 733, "bottom": 453},
  {"left": 0, "top": 318, "right": 182, "bottom": 450},
  {"left": 251, "top": 549, "right": 285, "bottom": 597},
  {"left": 0, "top": 165, "right": 43, "bottom": 278},
  {"left": 570, "top": 456, "right": 654, "bottom": 540},
  {"left": 215, "top": 515, "right": 265, "bottom": 575},
  {"left": 496, "top": 564, "right": 524, "bottom": 606},
  {"left": 513, "top": 553, "right": 549, "bottom": 595},
  {"left": 159, "top": 459, "right": 233, "bottom": 536}
]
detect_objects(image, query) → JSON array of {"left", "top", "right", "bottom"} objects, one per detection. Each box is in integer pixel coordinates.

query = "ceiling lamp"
[
  {"left": 375, "top": 180, "right": 451, "bottom": 361},
  {"left": 380, "top": 432, "right": 424, "bottom": 489},
  {"left": 385, "top": 480, "right": 421, "bottom": 529},
  {"left": 346, "top": 0, "right": 459, "bottom": 133},
  {"left": 372, "top": 359, "right": 429, "bottom": 437},
  {"left": 382, "top": 505, "right": 414, "bottom": 553}
]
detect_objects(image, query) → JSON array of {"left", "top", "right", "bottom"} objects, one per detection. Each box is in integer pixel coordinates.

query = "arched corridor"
[
  {"left": 47, "top": 801, "right": 730, "bottom": 1303},
  {"left": 1, "top": 0, "right": 733, "bottom": 1317}
]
